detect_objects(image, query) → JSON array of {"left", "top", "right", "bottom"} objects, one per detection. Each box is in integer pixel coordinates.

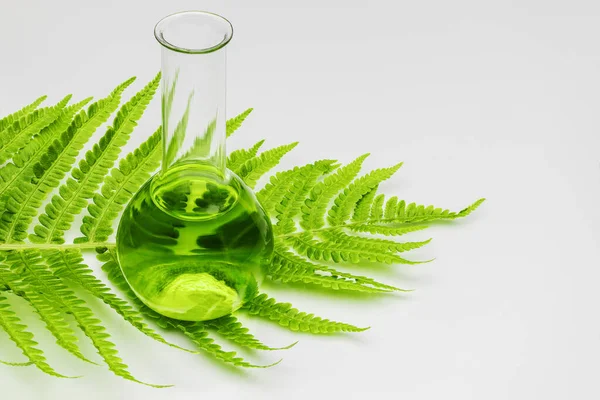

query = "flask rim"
[{"left": 154, "top": 11, "right": 234, "bottom": 55}]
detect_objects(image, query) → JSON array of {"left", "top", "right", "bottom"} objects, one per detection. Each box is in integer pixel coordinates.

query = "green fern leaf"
[
  {"left": 300, "top": 154, "right": 369, "bottom": 230},
  {"left": 349, "top": 223, "right": 429, "bottom": 236},
  {"left": 0, "top": 96, "right": 71, "bottom": 165},
  {"left": 0, "top": 97, "right": 90, "bottom": 197},
  {"left": 98, "top": 249, "right": 268, "bottom": 365},
  {"left": 327, "top": 162, "right": 403, "bottom": 227},
  {"left": 45, "top": 249, "right": 194, "bottom": 353},
  {"left": 0, "top": 99, "right": 91, "bottom": 243},
  {"left": 0, "top": 292, "right": 69, "bottom": 378},
  {"left": 244, "top": 293, "right": 367, "bottom": 333},
  {"left": 0, "top": 95, "right": 47, "bottom": 132},
  {"left": 162, "top": 69, "right": 178, "bottom": 123},
  {"left": 257, "top": 165, "right": 307, "bottom": 215},
  {"left": 227, "top": 139, "right": 264, "bottom": 174},
  {"left": 6, "top": 249, "right": 165, "bottom": 387},
  {"left": 371, "top": 198, "right": 487, "bottom": 224},
  {"left": 352, "top": 185, "right": 378, "bottom": 222},
  {"left": 318, "top": 229, "right": 431, "bottom": 254},
  {"left": 275, "top": 160, "right": 338, "bottom": 234},
  {"left": 204, "top": 314, "right": 295, "bottom": 351},
  {"left": 236, "top": 142, "right": 298, "bottom": 189},
  {"left": 77, "top": 127, "right": 162, "bottom": 243},
  {"left": 285, "top": 232, "right": 422, "bottom": 264},
  {"left": 369, "top": 193, "right": 385, "bottom": 221},
  {"left": 32, "top": 74, "right": 159, "bottom": 244},
  {"left": 176, "top": 321, "right": 280, "bottom": 368},
  {"left": 164, "top": 93, "right": 192, "bottom": 166},
  {"left": 0, "top": 359, "right": 33, "bottom": 367},
  {"left": 98, "top": 248, "right": 176, "bottom": 329},
  {"left": 269, "top": 246, "right": 403, "bottom": 293},
  {"left": 185, "top": 118, "right": 217, "bottom": 160},
  {"left": 226, "top": 108, "right": 253, "bottom": 137},
  {"left": 0, "top": 261, "right": 95, "bottom": 364},
  {"left": 24, "top": 78, "right": 136, "bottom": 244},
  {"left": 384, "top": 196, "right": 398, "bottom": 219}
]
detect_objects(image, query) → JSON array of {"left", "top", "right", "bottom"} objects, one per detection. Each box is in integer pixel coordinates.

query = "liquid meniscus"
[{"left": 116, "top": 163, "right": 273, "bottom": 321}]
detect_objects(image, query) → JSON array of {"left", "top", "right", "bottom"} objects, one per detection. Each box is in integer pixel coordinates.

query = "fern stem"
[{"left": 0, "top": 243, "right": 110, "bottom": 251}]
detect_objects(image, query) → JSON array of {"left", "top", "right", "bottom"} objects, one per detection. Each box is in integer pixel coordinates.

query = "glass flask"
[{"left": 116, "top": 11, "right": 274, "bottom": 322}]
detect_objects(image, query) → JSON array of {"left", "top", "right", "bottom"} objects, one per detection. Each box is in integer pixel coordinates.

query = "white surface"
[{"left": 1, "top": 0, "right": 599, "bottom": 398}]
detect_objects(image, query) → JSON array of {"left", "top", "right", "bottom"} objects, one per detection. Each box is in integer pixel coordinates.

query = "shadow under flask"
[{"left": 116, "top": 11, "right": 273, "bottom": 322}]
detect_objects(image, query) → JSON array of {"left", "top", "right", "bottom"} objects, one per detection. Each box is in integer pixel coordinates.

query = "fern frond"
[
  {"left": 164, "top": 93, "right": 192, "bottom": 166},
  {"left": 269, "top": 246, "right": 403, "bottom": 293},
  {"left": 349, "top": 223, "right": 429, "bottom": 236},
  {"left": 0, "top": 96, "right": 71, "bottom": 164},
  {"left": 204, "top": 314, "right": 295, "bottom": 351},
  {"left": 327, "top": 162, "right": 403, "bottom": 227},
  {"left": 318, "top": 229, "right": 431, "bottom": 254},
  {"left": 244, "top": 293, "right": 367, "bottom": 333},
  {"left": 370, "top": 194, "right": 385, "bottom": 220},
  {"left": 226, "top": 108, "right": 253, "bottom": 137},
  {"left": 6, "top": 249, "right": 164, "bottom": 386},
  {"left": 372, "top": 198, "right": 486, "bottom": 225},
  {"left": 162, "top": 69, "right": 178, "bottom": 123},
  {"left": 0, "top": 262, "right": 95, "bottom": 364},
  {"left": 0, "top": 95, "right": 47, "bottom": 132},
  {"left": 0, "top": 99, "right": 91, "bottom": 243},
  {"left": 300, "top": 154, "right": 369, "bottom": 230},
  {"left": 236, "top": 142, "right": 298, "bottom": 189},
  {"left": 0, "top": 292, "right": 69, "bottom": 377},
  {"left": 98, "top": 250, "right": 271, "bottom": 364},
  {"left": 285, "top": 232, "right": 421, "bottom": 264},
  {"left": 185, "top": 118, "right": 216, "bottom": 160},
  {"left": 0, "top": 98, "right": 90, "bottom": 197},
  {"left": 274, "top": 160, "right": 338, "bottom": 235},
  {"left": 227, "top": 139, "right": 264, "bottom": 174},
  {"left": 32, "top": 74, "right": 159, "bottom": 244},
  {"left": 77, "top": 127, "right": 162, "bottom": 243},
  {"left": 352, "top": 185, "right": 378, "bottom": 222},
  {"left": 98, "top": 248, "right": 176, "bottom": 330},
  {"left": 176, "top": 321, "right": 279, "bottom": 368},
  {"left": 26, "top": 78, "right": 136, "bottom": 244},
  {"left": 45, "top": 249, "right": 194, "bottom": 353},
  {"left": 0, "top": 359, "right": 33, "bottom": 367},
  {"left": 257, "top": 166, "right": 307, "bottom": 215},
  {"left": 384, "top": 196, "right": 398, "bottom": 219}
]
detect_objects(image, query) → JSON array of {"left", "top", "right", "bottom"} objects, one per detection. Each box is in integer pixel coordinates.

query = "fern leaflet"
[
  {"left": 300, "top": 153, "right": 369, "bottom": 230},
  {"left": 244, "top": 293, "right": 367, "bottom": 333},
  {"left": 269, "top": 245, "right": 403, "bottom": 293},
  {"left": 226, "top": 108, "right": 253, "bottom": 137},
  {"left": 164, "top": 93, "right": 192, "bottom": 166},
  {"left": 236, "top": 142, "right": 298, "bottom": 189},
  {"left": 26, "top": 78, "right": 136, "bottom": 243},
  {"left": 78, "top": 127, "right": 162, "bottom": 243},
  {"left": 0, "top": 96, "right": 71, "bottom": 165},
  {"left": 32, "top": 74, "right": 159, "bottom": 244},
  {"left": 227, "top": 139, "right": 264, "bottom": 174},
  {"left": 45, "top": 248, "right": 194, "bottom": 353},
  {"left": 5, "top": 249, "right": 166, "bottom": 386},
  {"left": 328, "top": 162, "right": 403, "bottom": 227},
  {"left": 204, "top": 314, "right": 296, "bottom": 351},
  {"left": 0, "top": 262, "right": 95, "bottom": 364},
  {"left": 274, "top": 160, "right": 338, "bottom": 235},
  {"left": 0, "top": 95, "right": 47, "bottom": 132},
  {"left": 0, "top": 98, "right": 91, "bottom": 243}
]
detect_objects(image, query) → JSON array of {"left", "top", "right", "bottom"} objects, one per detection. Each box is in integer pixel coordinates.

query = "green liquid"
[{"left": 116, "top": 163, "right": 273, "bottom": 321}]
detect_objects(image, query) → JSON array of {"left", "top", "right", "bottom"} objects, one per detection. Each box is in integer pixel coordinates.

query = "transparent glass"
[{"left": 116, "top": 11, "right": 274, "bottom": 322}]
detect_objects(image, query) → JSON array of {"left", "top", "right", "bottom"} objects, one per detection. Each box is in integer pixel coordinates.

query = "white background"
[{"left": 1, "top": 0, "right": 599, "bottom": 398}]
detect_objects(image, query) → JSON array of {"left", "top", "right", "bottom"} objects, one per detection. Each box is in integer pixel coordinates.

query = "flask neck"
[{"left": 155, "top": 11, "right": 233, "bottom": 177}]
